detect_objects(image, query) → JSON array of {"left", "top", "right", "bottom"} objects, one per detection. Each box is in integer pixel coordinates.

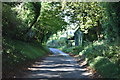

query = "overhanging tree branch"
[{"left": 22, "top": 2, "right": 41, "bottom": 35}]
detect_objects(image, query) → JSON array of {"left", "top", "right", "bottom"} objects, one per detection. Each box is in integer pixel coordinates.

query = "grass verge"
[{"left": 2, "top": 37, "right": 50, "bottom": 78}]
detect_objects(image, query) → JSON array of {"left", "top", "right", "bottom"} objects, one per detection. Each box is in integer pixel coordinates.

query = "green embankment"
[
  {"left": 79, "top": 41, "right": 120, "bottom": 78},
  {"left": 3, "top": 38, "right": 50, "bottom": 77},
  {"left": 90, "top": 56, "right": 119, "bottom": 78},
  {"left": 3, "top": 38, "right": 50, "bottom": 59}
]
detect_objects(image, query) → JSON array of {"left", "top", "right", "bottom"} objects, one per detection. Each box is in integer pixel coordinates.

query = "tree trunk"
[{"left": 22, "top": 2, "right": 41, "bottom": 36}]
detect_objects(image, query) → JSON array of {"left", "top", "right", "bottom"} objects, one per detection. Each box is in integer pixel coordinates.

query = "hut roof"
[{"left": 67, "top": 26, "right": 80, "bottom": 35}]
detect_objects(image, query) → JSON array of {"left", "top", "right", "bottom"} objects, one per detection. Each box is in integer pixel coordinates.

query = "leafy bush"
[
  {"left": 72, "top": 46, "right": 84, "bottom": 55},
  {"left": 80, "top": 41, "right": 120, "bottom": 63},
  {"left": 79, "top": 40, "right": 120, "bottom": 78},
  {"left": 79, "top": 41, "right": 105, "bottom": 61},
  {"left": 90, "top": 56, "right": 120, "bottom": 78},
  {"left": 60, "top": 45, "right": 84, "bottom": 55},
  {"left": 62, "top": 46, "right": 74, "bottom": 53}
]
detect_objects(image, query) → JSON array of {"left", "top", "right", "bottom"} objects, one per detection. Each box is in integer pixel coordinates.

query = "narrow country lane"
[{"left": 18, "top": 48, "right": 92, "bottom": 78}]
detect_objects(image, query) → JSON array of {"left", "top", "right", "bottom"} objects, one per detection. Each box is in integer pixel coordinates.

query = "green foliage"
[
  {"left": 58, "top": 45, "right": 84, "bottom": 55},
  {"left": 80, "top": 41, "right": 120, "bottom": 64},
  {"left": 47, "top": 37, "right": 68, "bottom": 48},
  {"left": 63, "top": 2, "right": 104, "bottom": 34},
  {"left": 34, "top": 2, "right": 67, "bottom": 43},
  {"left": 2, "top": 2, "right": 67, "bottom": 42},
  {"left": 3, "top": 37, "right": 49, "bottom": 59},
  {"left": 62, "top": 46, "right": 74, "bottom": 53},
  {"left": 90, "top": 56, "right": 119, "bottom": 78},
  {"left": 2, "top": 3, "right": 23, "bottom": 38},
  {"left": 72, "top": 46, "right": 84, "bottom": 54},
  {"left": 101, "top": 2, "right": 120, "bottom": 44},
  {"left": 80, "top": 41, "right": 106, "bottom": 61},
  {"left": 13, "top": 2, "right": 35, "bottom": 26},
  {"left": 47, "top": 40, "right": 60, "bottom": 48},
  {"left": 78, "top": 40, "right": 120, "bottom": 78},
  {"left": 2, "top": 37, "right": 50, "bottom": 72}
]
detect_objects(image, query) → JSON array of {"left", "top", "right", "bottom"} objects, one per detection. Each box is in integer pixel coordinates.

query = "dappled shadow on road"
[{"left": 19, "top": 55, "right": 92, "bottom": 78}]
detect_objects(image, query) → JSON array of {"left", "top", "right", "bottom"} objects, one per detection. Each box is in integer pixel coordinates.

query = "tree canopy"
[{"left": 2, "top": 2, "right": 67, "bottom": 43}]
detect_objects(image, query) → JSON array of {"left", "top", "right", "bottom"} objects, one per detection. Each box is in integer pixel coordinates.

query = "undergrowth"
[
  {"left": 79, "top": 40, "right": 120, "bottom": 78},
  {"left": 2, "top": 37, "right": 50, "bottom": 77}
]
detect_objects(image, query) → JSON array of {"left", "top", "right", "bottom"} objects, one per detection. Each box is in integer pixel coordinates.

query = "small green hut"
[
  {"left": 74, "top": 27, "right": 83, "bottom": 46},
  {"left": 67, "top": 27, "right": 83, "bottom": 46}
]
